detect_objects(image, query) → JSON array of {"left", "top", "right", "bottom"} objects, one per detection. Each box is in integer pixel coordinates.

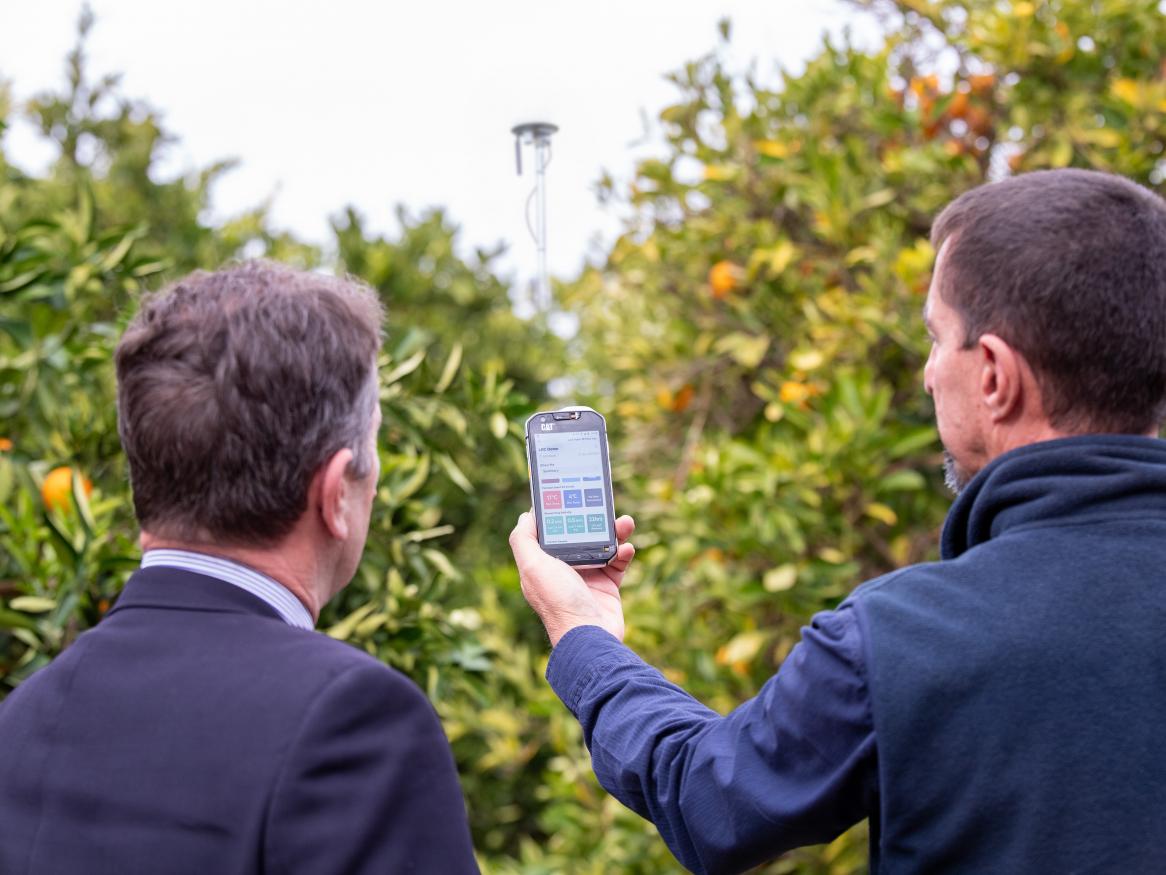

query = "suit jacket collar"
[{"left": 108, "top": 566, "right": 284, "bottom": 622}]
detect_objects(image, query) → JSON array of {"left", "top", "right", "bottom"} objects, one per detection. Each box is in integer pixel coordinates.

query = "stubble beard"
[{"left": 942, "top": 449, "right": 971, "bottom": 496}]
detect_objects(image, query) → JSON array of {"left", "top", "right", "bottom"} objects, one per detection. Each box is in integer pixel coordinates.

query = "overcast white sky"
[{"left": 0, "top": 1, "right": 879, "bottom": 287}]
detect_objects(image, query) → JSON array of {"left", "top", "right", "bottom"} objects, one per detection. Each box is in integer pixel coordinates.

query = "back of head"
[
  {"left": 115, "top": 261, "right": 384, "bottom": 546},
  {"left": 931, "top": 168, "right": 1166, "bottom": 434}
]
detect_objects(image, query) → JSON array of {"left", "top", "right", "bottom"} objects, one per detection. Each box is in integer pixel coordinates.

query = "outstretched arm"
[
  {"left": 547, "top": 611, "right": 876, "bottom": 875},
  {"left": 510, "top": 512, "right": 875, "bottom": 874}
]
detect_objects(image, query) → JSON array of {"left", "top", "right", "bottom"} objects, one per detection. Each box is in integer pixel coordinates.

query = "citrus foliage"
[{"left": 2, "top": 2, "right": 1165, "bottom": 874}]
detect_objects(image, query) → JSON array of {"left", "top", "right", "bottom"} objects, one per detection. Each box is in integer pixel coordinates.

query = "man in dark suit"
[{"left": 0, "top": 262, "right": 479, "bottom": 873}]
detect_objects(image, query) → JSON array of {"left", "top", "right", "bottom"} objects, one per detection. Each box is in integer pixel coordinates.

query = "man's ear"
[
  {"left": 314, "top": 448, "right": 356, "bottom": 541},
  {"left": 978, "top": 333, "right": 1025, "bottom": 423}
]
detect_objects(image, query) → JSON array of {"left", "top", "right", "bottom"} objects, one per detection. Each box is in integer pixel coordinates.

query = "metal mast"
[{"left": 512, "top": 121, "right": 558, "bottom": 312}]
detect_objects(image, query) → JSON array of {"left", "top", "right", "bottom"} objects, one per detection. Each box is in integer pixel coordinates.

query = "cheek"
[{"left": 929, "top": 349, "right": 953, "bottom": 398}]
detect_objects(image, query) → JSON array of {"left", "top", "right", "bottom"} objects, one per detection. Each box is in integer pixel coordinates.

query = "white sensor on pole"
[{"left": 512, "top": 122, "right": 558, "bottom": 313}]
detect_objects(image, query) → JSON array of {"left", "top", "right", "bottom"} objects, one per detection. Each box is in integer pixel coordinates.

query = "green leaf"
[
  {"left": 490, "top": 411, "right": 509, "bottom": 440},
  {"left": 860, "top": 189, "right": 896, "bottom": 210},
  {"left": 864, "top": 502, "right": 898, "bottom": 525},
  {"left": 131, "top": 260, "right": 168, "bottom": 277},
  {"left": 401, "top": 524, "right": 455, "bottom": 543},
  {"left": 879, "top": 469, "right": 927, "bottom": 492},
  {"left": 713, "top": 332, "right": 770, "bottom": 369},
  {"left": 42, "top": 511, "right": 79, "bottom": 563},
  {"left": 887, "top": 427, "right": 937, "bottom": 458},
  {"left": 73, "top": 470, "right": 97, "bottom": 537},
  {"left": 0, "top": 270, "right": 42, "bottom": 294},
  {"left": 389, "top": 454, "right": 430, "bottom": 503},
  {"left": 325, "top": 603, "right": 376, "bottom": 640},
  {"left": 9, "top": 596, "right": 57, "bottom": 614},
  {"left": 99, "top": 226, "right": 145, "bottom": 271},
  {"left": 0, "top": 608, "right": 40, "bottom": 631},
  {"left": 383, "top": 350, "right": 427, "bottom": 385},
  {"left": 716, "top": 630, "right": 768, "bottom": 666},
  {"left": 434, "top": 343, "right": 463, "bottom": 393},
  {"left": 422, "top": 548, "right": 462, "bottom": 580},
  {"left": 763, "top": 564, "right": 798, "bottom": 592},
  {"left": 437, "top": 453, "right": 474, "bottom": 493}
]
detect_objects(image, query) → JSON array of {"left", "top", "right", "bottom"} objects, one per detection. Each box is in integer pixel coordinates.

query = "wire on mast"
[{"left": 511, "top": 122, "right": 558, "bottom": 313}]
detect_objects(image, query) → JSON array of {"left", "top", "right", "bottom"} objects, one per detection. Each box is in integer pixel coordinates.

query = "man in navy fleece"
[{"left": 509, "top": 169, "right": 1166, "bottom": 874}]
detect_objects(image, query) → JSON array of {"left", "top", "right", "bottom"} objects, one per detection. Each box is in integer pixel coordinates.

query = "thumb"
[{"left": 508, "top": 511, "right": 544, "bottom": 568}]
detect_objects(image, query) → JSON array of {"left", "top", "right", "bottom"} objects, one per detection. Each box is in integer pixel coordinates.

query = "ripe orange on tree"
[
  {"left": 969, "top": 73, "right": 996, "bottom": 95},
  {"left": 709, "top": 260, "right": 743, "bottom": 298},
  {"left": 41, "top": 465, "right": 93, "bottom": 512},
  {"left": 948, "top": 90, "right": 970, "bottom": 120},
  {"left": 672, "top": 384, "right": 695, "bottom": 412}
]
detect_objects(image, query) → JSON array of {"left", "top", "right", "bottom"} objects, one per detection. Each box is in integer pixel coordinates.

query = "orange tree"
[{"left": 3, "top": 3, "right": 1165, "bottom": 873}]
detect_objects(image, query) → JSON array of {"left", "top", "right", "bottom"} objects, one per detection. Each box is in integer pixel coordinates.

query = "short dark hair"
[
  {"left": 931, "top": 168, "right": 1166, "bottom": 434},
  {"left": 115, "top": 261, "right": 384, "bottom": 546}
]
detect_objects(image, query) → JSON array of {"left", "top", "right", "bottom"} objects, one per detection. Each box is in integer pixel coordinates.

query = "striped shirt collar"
[{"left": 140, "top": 548, "right": 315, "bottom": 631}]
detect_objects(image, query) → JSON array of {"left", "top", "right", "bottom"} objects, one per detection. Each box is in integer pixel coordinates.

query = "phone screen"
[{"left": 532, "top": 429, "right": 610, "bottom": 545}]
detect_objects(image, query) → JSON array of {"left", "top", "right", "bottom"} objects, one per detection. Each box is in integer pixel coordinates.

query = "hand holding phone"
[
  {"left": 508, "top": 510, "right": 637, "bottom": 646},
  {"left": 524, "top": 406, "right": 618, "bottom": 566}
]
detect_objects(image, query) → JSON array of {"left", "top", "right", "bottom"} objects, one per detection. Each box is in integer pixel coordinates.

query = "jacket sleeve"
[
  {"left": 265, "top": 660, "right": 479, "bottom": 874},
  {"left": 546, "top": 606, "right": 876, "bottom": 875}
]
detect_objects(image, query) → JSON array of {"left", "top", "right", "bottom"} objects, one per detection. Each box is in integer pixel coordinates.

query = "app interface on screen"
[{"left": 534, "top": 430, "right": 610, "bottom": 546}]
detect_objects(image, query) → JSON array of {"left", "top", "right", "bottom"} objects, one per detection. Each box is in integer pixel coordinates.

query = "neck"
[
  {"left": 988, "top": 420, "right": 1070, "bottom": 460},
  {"left": 989, "top": 419, "right": 1160, "bottom": 462},
  {"left": 140, "top": 530, "right": 327, "bottom": 621}
]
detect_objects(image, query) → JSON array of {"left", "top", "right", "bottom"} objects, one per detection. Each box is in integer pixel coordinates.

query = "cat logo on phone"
[{"left": 541, "top": 421, "right": 554, "bottom": 431}]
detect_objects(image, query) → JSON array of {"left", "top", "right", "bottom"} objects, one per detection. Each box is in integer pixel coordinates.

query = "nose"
[{"left": 923, "top": 347, "right": 935, "bottom": 396}]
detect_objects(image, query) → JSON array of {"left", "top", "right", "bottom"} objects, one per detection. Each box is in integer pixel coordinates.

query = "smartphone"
[{"left": 524, "top": 406, "right": 618, "bottom": 566}]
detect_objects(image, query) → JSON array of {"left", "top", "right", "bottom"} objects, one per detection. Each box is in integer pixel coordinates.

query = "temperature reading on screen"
[{"left": 533, "top": 430, "right": 609, "bottom": 545}]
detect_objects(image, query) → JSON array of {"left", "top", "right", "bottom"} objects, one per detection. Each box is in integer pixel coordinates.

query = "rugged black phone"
[{"left": 524, "top": 406, "right": 618, "bottom": 567}]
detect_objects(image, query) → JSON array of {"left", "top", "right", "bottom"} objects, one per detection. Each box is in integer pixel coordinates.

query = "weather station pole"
[{"left": 512, "top": 121, "right": 558, "bottom": 313}]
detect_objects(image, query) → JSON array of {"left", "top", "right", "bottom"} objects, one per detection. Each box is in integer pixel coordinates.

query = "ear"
[
  {"left": 977, "top": 334, "right": 1025, "bottom": 423},
  {"left": 314, "top": 448, "right": 356, "bottom": 541}
]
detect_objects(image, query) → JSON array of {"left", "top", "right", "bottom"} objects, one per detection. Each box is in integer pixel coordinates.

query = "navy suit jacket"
[{"left": 0, "top": 566, "right": 479, "bottom": 873}]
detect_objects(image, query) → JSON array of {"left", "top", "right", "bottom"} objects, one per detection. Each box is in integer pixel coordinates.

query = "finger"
[
  {"left": 613, "top": 515, "right": 636, "bottom": 543},
  {"left": 606, "top": 541, "right": 636, "bottom": 574}
]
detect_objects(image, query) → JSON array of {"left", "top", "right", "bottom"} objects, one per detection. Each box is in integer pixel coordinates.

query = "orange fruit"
[
  {"left": 41, "top": 466, "right": 92, "bottom": 512},
  {"left": 965, "top": 105, "right": 993, "bottom": 136},
  {"left": 780, "top": 381, "right": 813, "bottom": 405},
  {"left": 0, "top": 437, "right": 12, "bottom": 452},
  {"left": 709, "top": 260, "right": 742, "bottom": 298},
  {"left": 969, "top": 73, "right": 996, "bottom": 95},
  {"left": 909, "top": 74, "right": 939, "bottom": 97},
  {"left": 948, "top": 91, "right": 970, "bottom": 120}
]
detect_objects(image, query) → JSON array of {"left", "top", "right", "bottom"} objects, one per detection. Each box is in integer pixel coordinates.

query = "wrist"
[{"left": 544, "top": 615, "right": 593, "bottom": 648}]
